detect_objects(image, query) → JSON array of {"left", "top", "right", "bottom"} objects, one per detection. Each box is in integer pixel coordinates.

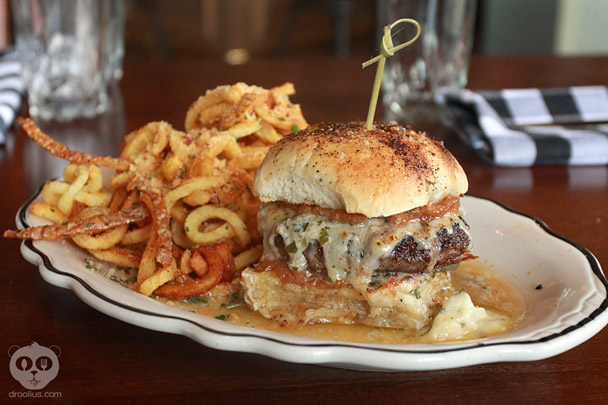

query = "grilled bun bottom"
[{"left": 241, "top": 265, "right": 451, "bottom": 329}]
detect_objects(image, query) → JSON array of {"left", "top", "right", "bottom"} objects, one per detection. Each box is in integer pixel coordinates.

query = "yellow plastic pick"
[{"left": 363, "top": 18, "right": 421, "bottom": 129}]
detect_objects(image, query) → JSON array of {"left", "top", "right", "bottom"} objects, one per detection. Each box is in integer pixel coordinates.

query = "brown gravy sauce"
[{"left": 162, "top": 260, "right": 524, "bottom": 344}]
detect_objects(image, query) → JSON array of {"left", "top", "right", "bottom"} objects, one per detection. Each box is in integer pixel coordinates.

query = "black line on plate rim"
[{"left": 17, "top": 189, "right": 608, "bottom": 356}]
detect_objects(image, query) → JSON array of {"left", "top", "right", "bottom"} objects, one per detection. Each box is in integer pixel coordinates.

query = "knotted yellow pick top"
[{"left": 363, "top": 18, "right": 421, "bottom": 129}]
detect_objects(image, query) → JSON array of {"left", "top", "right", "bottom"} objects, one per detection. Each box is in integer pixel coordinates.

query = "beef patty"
[{"left": 273, "top": 221, "right": 471, "bottom": 276}]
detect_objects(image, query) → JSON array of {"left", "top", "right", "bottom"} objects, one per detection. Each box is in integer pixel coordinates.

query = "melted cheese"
[
  {"left": 258, "top": 202, "right": 471, "bottom": 287},
  {"left": 423, "top": 291, "right": 511, "bottom": 341}
]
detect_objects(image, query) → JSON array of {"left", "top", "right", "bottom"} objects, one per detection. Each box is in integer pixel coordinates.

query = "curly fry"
[
  {"left": 154, "top": 243, "right": 234, "bottom": 299},
  {"left": 120, "top": 224, "right": 151, "bottom": 245},
  {"left": 135, "top": 191, "right": 180, "bottom": 296},
  {"left": 89, "top": 247, "right": 142, "bottom": 268},
  {"left": 137, "top": 217, "right": 158, "bottom": 284},
  {"left": 3, "top": 207, "right": 149, "bottom": 240},
  {"left": 140, "top": 191, "right": 173, "bottom": 267},
  {"left": 216, "top": 91, "right": 267, "bottom": 129},
  {"left": 19, "top": 118, "right": 130, "bottom": 170},
  {"left": 108, "top": 187, "right": 128, "bottom": 212},
  {"left": 30, "top": 202, "right": 68, "bottom": 225},
  {"left": 7, "top": 83, "right": 309, "bottom": 301},
  {"left": 189, "top": 249, "right": 208, "bottom": 278},
  {"left": 139, "top": 262, "right": 177, "bottom": 297},
  {"left": 270, "top": 82, "right": 295, "bottom": 96}
]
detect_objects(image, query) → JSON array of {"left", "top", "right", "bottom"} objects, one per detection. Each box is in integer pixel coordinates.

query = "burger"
[{"left": 241, "top": 122, "right": 474, "bottom": 330}]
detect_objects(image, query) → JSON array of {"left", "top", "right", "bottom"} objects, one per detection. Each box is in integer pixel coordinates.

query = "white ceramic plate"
[{"left": 17, "top": 188, "right": 608, "bottom": 371}]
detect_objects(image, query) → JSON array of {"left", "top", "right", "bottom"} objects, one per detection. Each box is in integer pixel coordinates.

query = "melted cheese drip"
[
  {"left": 258, "top": 202, "right": 470, "bottom": 286},
  {"left": 423, "top": 291, "right": 510, "bottom": 341}
]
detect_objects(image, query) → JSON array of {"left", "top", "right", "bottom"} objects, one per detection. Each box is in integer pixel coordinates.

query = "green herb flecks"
[
  {"left": 186, "top": 296, "right": 209, "bottom": 304},
  {"left": 109, "top": 275, "right": 130, "bottom": 287},
  {"left": 84, "top": 258, "right": 100, "bottom": 272},
  {"left": 318, "top": 229, "right": 329, "bottom": 245},
  {"left": 285, "top": 241, "right": 298, "bottom": 254},
  {"left": 294, "top": 222, "right": 309, "bottom": 233}
]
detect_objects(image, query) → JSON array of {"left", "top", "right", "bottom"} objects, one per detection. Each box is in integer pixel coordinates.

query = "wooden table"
[{"left": 2, "top": 55, "right": 607, "bottom": 402}]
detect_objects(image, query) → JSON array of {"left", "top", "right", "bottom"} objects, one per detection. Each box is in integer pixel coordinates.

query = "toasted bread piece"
[{"left": 241, "top": 267, "right": 452, "bottom": 329}]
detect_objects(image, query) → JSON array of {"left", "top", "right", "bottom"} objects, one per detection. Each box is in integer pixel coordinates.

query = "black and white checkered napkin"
[
  {"left": 0, "top": 48, "right": 24, "bottom": 145},
  {"left": 445, "top": 86, "right": 608, "bottom": 166}
]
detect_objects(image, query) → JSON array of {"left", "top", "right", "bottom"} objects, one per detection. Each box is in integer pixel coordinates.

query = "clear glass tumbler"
[
  {"left": 378, "top": 0, "right": 477, "bottom": 115},
  {"left": 11, "top": 0, "right": 125, "bottom": 121}
]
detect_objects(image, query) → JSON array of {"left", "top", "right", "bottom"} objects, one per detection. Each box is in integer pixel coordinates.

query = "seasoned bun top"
[{"left": 253, "top": 122, "right": 468, "bottom": 217}]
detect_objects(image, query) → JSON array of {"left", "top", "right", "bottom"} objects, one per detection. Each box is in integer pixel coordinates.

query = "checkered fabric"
[
  {"left": 0, "top": 48, "right": 24, "bottom": 145},
  {"left": 445, "top": 87, "right": 608, "bottom": 166}
]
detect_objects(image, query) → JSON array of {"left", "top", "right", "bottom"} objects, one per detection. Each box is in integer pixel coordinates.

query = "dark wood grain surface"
[{"left": 1, "top": 54, "right": 607, "bottom": 403}]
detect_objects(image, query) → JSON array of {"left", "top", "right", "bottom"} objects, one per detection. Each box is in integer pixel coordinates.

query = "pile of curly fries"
[{"left": 5, "top": 82, "right": 307, "bottom": 299}]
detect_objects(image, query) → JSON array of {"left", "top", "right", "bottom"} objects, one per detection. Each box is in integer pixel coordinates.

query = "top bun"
[{"left": 253, "top": 122, "right": 468, "bottom": 217}]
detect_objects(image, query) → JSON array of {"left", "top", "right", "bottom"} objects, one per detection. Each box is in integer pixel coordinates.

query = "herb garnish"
[
  {"left": 109, "top": 275, "right": 130, "bottom": 287},
  {"left": 318, "top": 230, "right": 329, "bottom": 245},
  {"left": 186, "top": 296, "right": 209, "bottom": 304},
  {"left": 84, "top": 258, "right": 100, "bottom": 272},
  {"left": 285, "top": 241, "right": 298, "bottom": 254}
]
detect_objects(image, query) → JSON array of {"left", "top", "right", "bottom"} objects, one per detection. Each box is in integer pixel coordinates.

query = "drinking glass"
[
  {"left": 12, "top": 0, "right": 125, "bottom": 121},
  {"left": 378, "top": 0, "right": 477, "bottom": 115}
]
